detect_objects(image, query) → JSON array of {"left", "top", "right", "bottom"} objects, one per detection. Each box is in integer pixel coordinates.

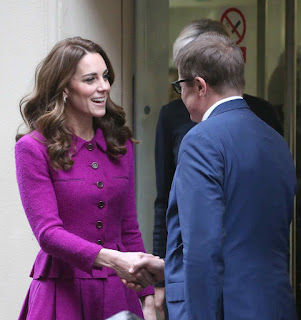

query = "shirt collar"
[{"left": 202, "top": 96, "right": 243, "bottom": 121}]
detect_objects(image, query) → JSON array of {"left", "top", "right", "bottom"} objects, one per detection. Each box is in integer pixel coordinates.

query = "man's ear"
[{"left": 195, "top": 77, "right": 206, "bottom": 96}]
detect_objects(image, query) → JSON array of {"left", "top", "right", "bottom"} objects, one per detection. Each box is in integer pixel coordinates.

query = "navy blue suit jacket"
[
  {"left": 153, "top": 97, "right": 283, "bottom": 266},
  {"left": 165, "top": 99, "right": 297, "bottom": 319}
]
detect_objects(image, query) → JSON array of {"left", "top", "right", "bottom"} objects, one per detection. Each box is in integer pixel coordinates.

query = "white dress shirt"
[{"left": 202, "top": 96, "right": 243, "bottom": 121}]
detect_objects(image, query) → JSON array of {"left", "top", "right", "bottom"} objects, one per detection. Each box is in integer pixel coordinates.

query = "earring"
[{"left": 63, "top": 96, "right": 67, "bottom": 104}]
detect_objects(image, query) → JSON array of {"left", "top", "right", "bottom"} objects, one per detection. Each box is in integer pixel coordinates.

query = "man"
[
  {"left": 129, "top": 32, "right": 297, "bottom": 319},
  {"left": 153, "top": 20, "right": 283, "bottom": 319}
]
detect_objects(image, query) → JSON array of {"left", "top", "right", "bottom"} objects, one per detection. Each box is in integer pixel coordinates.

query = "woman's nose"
[{"left": 97, "top": 79, "right": 110, "bottom": 92}]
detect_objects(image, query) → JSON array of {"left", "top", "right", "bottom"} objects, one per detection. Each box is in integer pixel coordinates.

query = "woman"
[{"left": 15, "top": 37, "right": 155, "bottom": 320}]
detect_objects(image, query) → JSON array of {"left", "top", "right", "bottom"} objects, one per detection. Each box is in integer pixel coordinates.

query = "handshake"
[{"left": 111, "top": 251, "right": 165, "bottom": 291}]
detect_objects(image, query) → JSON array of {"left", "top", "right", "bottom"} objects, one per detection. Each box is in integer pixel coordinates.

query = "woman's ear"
[
  {"left": 63, "top": 90, "right": 68, "bottom": 104},
  {"left": 63, "top": 88, "right": 69, "bottom": 97}
]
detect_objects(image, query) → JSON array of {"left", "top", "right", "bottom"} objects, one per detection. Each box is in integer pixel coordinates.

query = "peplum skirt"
[{"left": 18, "top": 275, "right": 144, "bottom": 320}]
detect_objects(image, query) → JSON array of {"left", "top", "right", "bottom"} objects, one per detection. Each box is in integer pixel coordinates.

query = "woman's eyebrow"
[{"left": 81, "top": 72, "right": 97, "bottom": 78}]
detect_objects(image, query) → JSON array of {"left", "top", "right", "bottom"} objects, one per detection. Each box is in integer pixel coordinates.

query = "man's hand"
[
  {"left": 122, "top": 256, "right": 165, "bottom": 291},
  {"left": 94, "top": 249, "right": 157, "bottom": 288},
  {"left": 113, "top": 251, "right": 157, "bottom": 288},
  {"left": 130, "top": 255, "right": 165, "bottom": 281}
]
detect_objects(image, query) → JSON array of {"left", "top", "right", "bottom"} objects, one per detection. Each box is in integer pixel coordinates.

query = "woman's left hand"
[{"left": 140, "top": 295, "right": 156, "bottom": 320}]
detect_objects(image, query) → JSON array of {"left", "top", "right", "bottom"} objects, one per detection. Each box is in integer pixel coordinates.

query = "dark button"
[
  {"left": 87, "top": 143, "right": 94, "bottom": 151},
  {"left": 97, "top": 240, "right": 103, "bottom": 245},
  {"left": 98, "top": 201, "right": 105, "bottom": 209},
  {"left": 91, "top": 162, "right": 98, "bottom": 169},
  {"left": 97, "top": 181, "right": 104, "bottom": 188},
  {"left": 96, "top": 221, "right": 103, "bottom": 229}
]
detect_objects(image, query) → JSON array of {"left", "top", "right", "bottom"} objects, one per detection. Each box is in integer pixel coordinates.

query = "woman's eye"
[
  {"left": 85, "top": 77, "right": 95, "bottom": 83},
  {"left": 103, "top": 73, "right": 110, "bottom": 81}
]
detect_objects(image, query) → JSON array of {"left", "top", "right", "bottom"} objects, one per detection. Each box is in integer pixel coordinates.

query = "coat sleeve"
[
  {"left": 153, "top": 106, "right": 175, "bottom": 260},
  {"left": 15, "top": 137, "right": 101, "bottom": 275},
  {"left": 121, "top": 141, "right": 154, "bottom": 297},
  {"left": 176, "top": 130, "right": 224, "bottom": 319}
]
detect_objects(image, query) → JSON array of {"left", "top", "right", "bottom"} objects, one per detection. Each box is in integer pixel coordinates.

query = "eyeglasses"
[{"left": 171, "top": 79, "right": 193, "bottom": 94}]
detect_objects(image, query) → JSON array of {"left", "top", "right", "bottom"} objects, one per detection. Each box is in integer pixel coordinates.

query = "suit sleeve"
[
  {"left": 153, "top": 106, "right": 175, "bottom": 260},
  {"left": 176, "top": 131, "right": 224, "bottom": 319},
  {"left": 121, "top": 141, "right": 154, "bottom": 297},
  {"left": 15, "top": 138, "right": 102, "bottom": 275}
]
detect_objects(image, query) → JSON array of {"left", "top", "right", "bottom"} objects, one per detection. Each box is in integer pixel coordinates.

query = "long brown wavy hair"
[{"left": 16, "top": 37, "right": 136, "bottom": 171}]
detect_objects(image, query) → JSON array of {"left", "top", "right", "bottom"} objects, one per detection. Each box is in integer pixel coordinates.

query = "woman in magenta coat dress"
[{"left": 15, "top": 37, "right": 155, "bottom": 320}]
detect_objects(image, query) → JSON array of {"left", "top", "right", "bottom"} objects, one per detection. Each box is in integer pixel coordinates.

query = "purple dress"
[{"left": 15, "top": 129, "right": 153, "bottom": 319}]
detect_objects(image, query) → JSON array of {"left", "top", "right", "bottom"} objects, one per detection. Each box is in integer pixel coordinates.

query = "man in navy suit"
[
  {"left": 152, "top": 20, "right": 284, "bottom": 319},
  {"left": 163, "top": 31, "right": 298, "bottom": 319},
  {"left": 126, "top": 31, "right": 297, "bottom": 319}
]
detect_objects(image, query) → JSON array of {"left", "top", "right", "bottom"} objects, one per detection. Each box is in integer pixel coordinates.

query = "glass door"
[
  {"left": 134, "top": 2, "right": 300, "bottom": 315},
  {"left": 133, "top": 0, "right": 169, "bottom": 252}
]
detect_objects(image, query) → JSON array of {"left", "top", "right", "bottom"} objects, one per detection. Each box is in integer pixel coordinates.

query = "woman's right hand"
[{"left": 94, "top": 249, "right": 156, "bottom": 288}]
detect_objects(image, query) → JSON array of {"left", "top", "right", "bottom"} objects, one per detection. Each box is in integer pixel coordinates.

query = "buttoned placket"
[{"left": 87, "top": 142, "right": 105, "bottom": 247}]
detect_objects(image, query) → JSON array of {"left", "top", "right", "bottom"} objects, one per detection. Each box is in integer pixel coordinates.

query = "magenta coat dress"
[{"left": 15, "top": 129, "right": 153, "bottom": 320}]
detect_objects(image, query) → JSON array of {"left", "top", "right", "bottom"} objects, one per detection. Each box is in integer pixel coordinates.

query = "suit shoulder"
[
  {"left": 15, "top": 131, "right": 47, "bottom": 153},
  {"left": 181, "top": 122, "right": 221, "bottom": 151}
]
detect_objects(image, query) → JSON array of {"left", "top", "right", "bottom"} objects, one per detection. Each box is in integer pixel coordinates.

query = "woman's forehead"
[{"left": 75, "top": 53, "right": 107, "bottom": 75}]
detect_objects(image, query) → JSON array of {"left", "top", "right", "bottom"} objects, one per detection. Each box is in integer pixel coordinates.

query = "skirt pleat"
[{"left": 18, "top": 276, "right": 144, "bottom": 320}]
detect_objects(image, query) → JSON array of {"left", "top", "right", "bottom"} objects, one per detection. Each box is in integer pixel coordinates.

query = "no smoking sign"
[{"left": 221, "top": 7, "right": 247, "bottom": 62}]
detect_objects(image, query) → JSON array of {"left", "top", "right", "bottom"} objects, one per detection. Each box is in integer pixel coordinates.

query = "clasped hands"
[{"left": 113, "top": 252, "right": 165, "bottom": 291}]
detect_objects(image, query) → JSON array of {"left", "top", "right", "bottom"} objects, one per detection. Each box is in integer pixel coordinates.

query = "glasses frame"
[{"left": 171, "top": 78, "right": 194, "bottom": 94}]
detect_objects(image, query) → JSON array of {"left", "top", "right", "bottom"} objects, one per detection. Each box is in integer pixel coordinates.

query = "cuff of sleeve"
[
  {"left": 85, "top": 245, "right": 103, "bottom": 276},
  {"left": 152, "top": 249, "right": 166, "bottom": 260},
  {"left": 137, "top": 285, "right": 155, "bottom": 297}
]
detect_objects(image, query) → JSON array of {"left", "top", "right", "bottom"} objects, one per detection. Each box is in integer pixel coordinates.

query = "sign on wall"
[{"left": 221, "top": 7, "right": 247, "bottom": 62}]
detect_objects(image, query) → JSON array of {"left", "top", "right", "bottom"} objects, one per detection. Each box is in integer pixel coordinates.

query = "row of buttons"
[
  {"left": 87, "top": 142, "right": 104, "bottom": 246},
  {"left": 96, "top": 197, "right": 104, "bottom": 244},
  {"left": 88, "top": 143, "right": 98, "bottom": 169}
]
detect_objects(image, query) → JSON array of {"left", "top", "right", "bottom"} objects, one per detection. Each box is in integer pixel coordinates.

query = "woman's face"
[{"left": 64, "top": 52, "right": 111, "bottom": 121}]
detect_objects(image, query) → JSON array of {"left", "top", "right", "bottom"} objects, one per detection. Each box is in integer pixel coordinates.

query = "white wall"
[{"left": 0, "top": 1, "right": 133, "bottom": 318}]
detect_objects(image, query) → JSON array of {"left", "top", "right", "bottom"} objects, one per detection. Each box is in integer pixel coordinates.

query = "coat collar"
[
  {"left": 31, "top": 128, "right": 107, "bottom": 155},
  {"left": 72, "top": 128, "right": 107, "bottom": 155},
  {"left": 208, "top": 98, "right": 249, "bottom": 119}
]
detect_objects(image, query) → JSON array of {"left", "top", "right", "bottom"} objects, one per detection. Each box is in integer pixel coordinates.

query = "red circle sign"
[{"left": 221, "top": 8, "right": 246, "bottom": 45}]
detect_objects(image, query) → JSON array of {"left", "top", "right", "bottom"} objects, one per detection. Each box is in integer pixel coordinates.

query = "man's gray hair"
[
  {"left": 175, "top": 32, "right": 245, "bottom": 95},
  {"left": 173, "top": 19, "right": 229, "bottom": 65}
]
